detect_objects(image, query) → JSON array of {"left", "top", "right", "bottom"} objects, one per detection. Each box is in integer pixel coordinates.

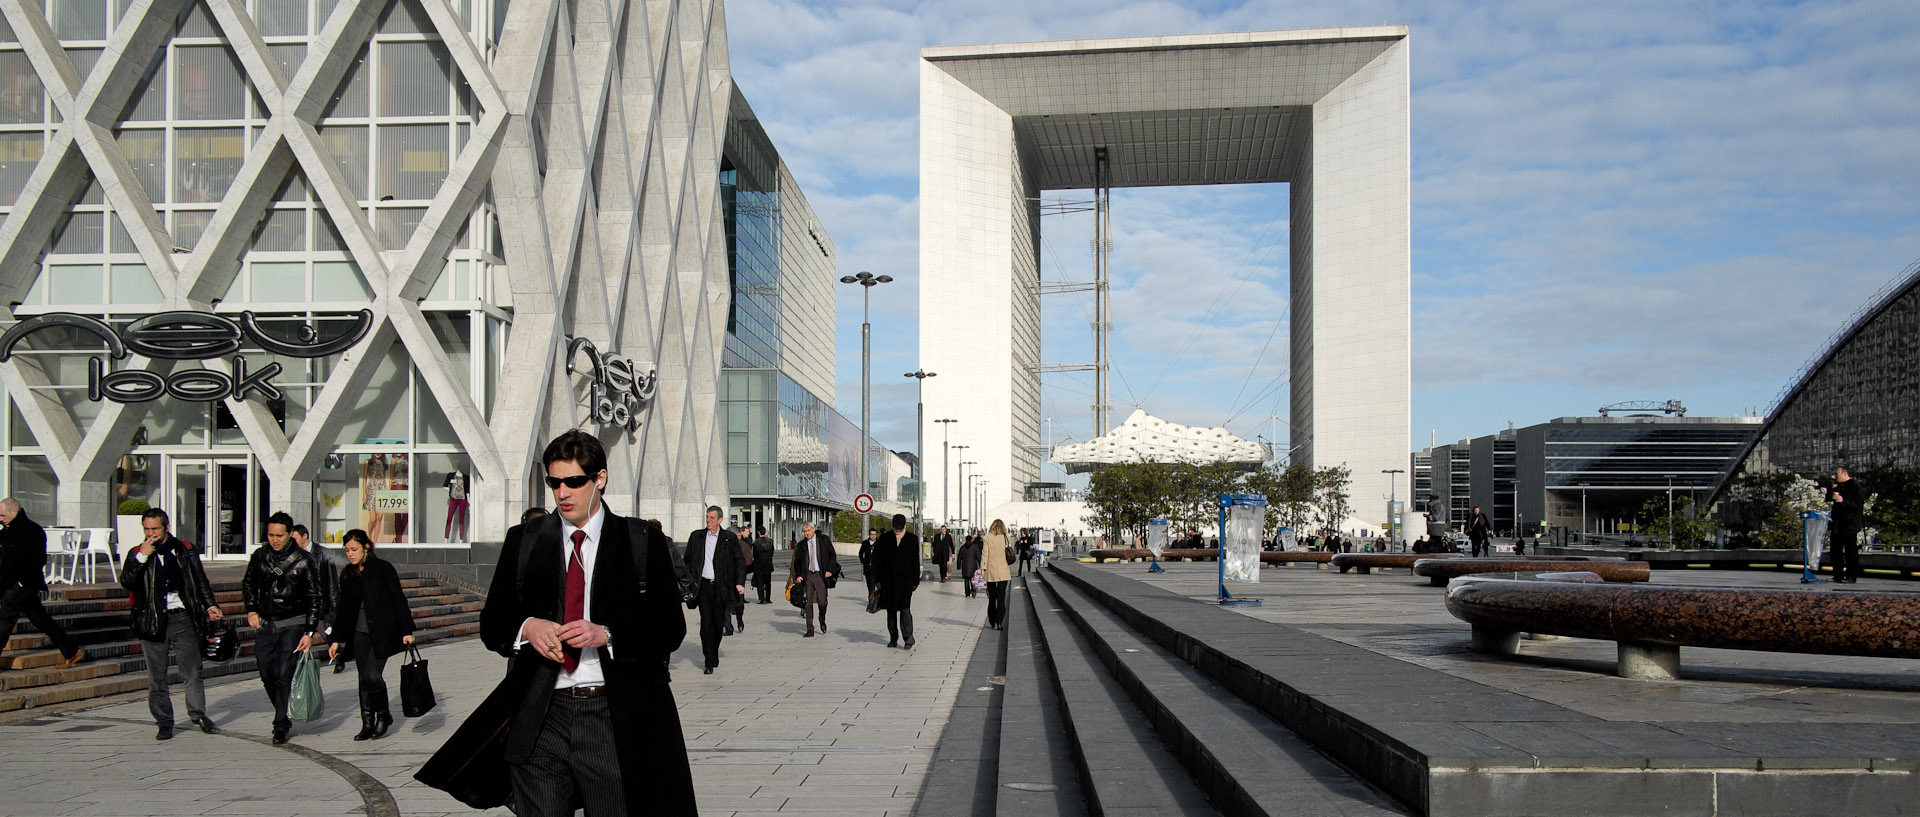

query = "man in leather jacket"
[
  {"left": 242, "top": 511, "right": 325, "bottom": 744},
  {"left": 121, "top": 507, "right": 222, "bottom": 739}
]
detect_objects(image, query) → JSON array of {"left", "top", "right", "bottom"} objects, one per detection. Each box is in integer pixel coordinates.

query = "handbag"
[
  {"left": 288, "top": 652, "right": 324, "bottom": 721},
  {"left": 200, "top": 620, "right": 238, "bottom": 662},
  {"left": 866, "top": 589, "right": 881, "bottom": 614},
  {"left": 400, "top": 644, "right": 436, "bottom": 717},
  {"left": 1005, "top": 545, "right": 1017, "bottom": 565},
  {"left": 787, "top": 577, "right": 807, "bottom": 609},
  {"left": 971, "top": 569, "right": 986, "bottom": 592}
]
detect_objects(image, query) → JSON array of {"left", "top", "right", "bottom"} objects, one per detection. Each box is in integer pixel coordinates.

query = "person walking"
[
  {"left": 871, "top": 515, "right": 922, "bottom": 649},
  {"left": 791, "top": 521, "right": 840, "bottom": 637},
  {"left": 729, "top": 524, "right": 753, "bottom": 634},
  {"left": 242, "top": 510, "right": 325, "bottom": 744},
  {"left": 1467, "top": 507, "right": 1492, "bottom": 558},
  {"left": 327, "top": 529, "right": 415, "bottom": 740},
  {"left": 858, "top": 528, "right": 879, "bottom": 595},
  {"left": 468, "top": 428, "right": 697, "bottom": 815},
  {"left": 1016, "top": 530, "right": 1034, "bottom": 575},
  {"left": 120, "top": 507, "right": 220, "bottom": 739},
  {"left": 684, "top": 506, "right": 744, "bottom": 674},
  {"left": 293, "top": 523, "right": 348, "bottom": 674},
  {"left": 931, "top": 526, "right": 955, "bottom": 583},
  {"left": 1829, "top": 465, "right": 1866, "bottom": 583},
  {"left": 956, "top": 532, "right": 982, "bottom": 599},
  {"left": 751, "top": 526, "right": 776, "bottom": 604},
  {"left": 0, "top": 498, "right": 85, "bottom": 671},
  {"left": 982, "top": 520, "right": 1013, "bottom": 630}
]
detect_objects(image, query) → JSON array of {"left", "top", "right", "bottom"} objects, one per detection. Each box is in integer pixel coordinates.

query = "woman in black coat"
[
  {"left": 870, "top": 514, "right": 922, "bottom": 649},
  {"left": 327, "top": 529, "right": 415, "bottom": 740},
  {"left": 955, "top": 534, "right": 983, "bottom": 598}
]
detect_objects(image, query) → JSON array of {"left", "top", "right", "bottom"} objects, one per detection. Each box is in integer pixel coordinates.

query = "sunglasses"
[{"left": 543, "top": 474, "right": 599, "bottom": 490}]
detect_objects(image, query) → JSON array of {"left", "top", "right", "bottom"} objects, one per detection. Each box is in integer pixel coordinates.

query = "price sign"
[
  {"left": 369, "top": 489, "right": 411, "bottom": 512},
  {"left": 853, "top": 493, "right": 873, "bottom": 514}
]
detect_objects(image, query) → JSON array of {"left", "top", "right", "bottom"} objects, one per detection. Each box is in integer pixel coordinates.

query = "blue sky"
[{"left": 724, "top": 0, "right": 1920, "bottom": 484}]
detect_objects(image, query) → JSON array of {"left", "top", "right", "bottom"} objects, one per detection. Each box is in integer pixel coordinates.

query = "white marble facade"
[
  {"left": 0, "top": 0, "right": 735, "bottom": 540},
  {"left": 919, "top": 28, "right": 1412, "bottom": 518}
]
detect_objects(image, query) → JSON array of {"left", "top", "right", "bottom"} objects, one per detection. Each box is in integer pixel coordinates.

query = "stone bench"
[
  {"left": 1331, "top": 552, "right": 1461, "bottom": 574},
  {"left": 1412, "top": 555, "right": 1645, "bottom": 586},
  {"left": 1444, "top": 577, "right": 1920, "bottom": 679},
  {"left": 1087, "top": 548, "right": 1335, "bottom": 565}
]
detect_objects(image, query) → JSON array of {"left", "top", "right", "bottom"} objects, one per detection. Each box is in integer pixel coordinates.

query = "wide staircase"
[
  {"left": 1, "top": 566, "right": 483, "bottom": 714},
  {"left": 921, "top": 563, "right": 1414, "bottom": 817}
]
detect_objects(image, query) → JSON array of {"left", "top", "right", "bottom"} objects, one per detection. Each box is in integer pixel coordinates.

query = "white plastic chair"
[
  {"left": 73, "top": 527, "right": 117, "bottom": 584},
  {"left": 43, "top": 529, "right": 81, "bottom": 586}
]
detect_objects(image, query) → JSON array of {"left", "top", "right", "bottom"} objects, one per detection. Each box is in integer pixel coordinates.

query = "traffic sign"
[{"left": 854, "top": 493, "right": 874, "bottom": 514}]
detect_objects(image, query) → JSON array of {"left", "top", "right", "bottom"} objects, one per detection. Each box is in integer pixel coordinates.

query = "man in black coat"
[
  {"left": 791, "top": 521, "right": 841, "bottom": 637},
  {"left": 685, "top": 506, "right": 744, "bottom": 674},
  {"left": 931, "top": 526, "right": 955, "bottom": 582},
  {"left": 1467, "top": 507, "right": 1493, "bottom": 558},
  {"left": 0, "top": 499, "right": 84, "bottom": 670},
  {"left": 871, "top": 514, "right": 922, "bottom": 649},
  {"left": 476, "top": 429, "right": 695, "bottom": 815},
  {"left": 751, "top": 526, "right": 776, "bottom": 603},
  {"left": 242, "top": 510, "right": 325, "bottom": 744},
  {"left": 1829, "top": 465, "right": 1867, "bottom": 583},
  {"left": 122, "top": 507, "right": 221, "bottom": 739}
]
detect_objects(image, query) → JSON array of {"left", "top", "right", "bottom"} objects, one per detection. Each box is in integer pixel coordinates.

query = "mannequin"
[{"left": 443, "top": 470, "right": 469, "bottom": 540}]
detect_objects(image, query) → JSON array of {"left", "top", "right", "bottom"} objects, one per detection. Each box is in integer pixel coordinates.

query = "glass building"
[{"left": 0, "top": 0, "right": 742, "bottom": 577}]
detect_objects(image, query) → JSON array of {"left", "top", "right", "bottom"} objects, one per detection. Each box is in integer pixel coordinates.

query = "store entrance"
[{"left": 170, "top": 458, "right": 262, "bottom": 559}]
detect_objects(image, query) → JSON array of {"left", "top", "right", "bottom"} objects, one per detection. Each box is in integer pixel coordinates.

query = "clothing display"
[{"left": 444, "top": 471, "right": 470, "bottom": 540}]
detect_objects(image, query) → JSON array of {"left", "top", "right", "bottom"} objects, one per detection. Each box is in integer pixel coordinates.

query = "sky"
[{"left": 723, "top": 0, "right": 1920, "bottom": 486}]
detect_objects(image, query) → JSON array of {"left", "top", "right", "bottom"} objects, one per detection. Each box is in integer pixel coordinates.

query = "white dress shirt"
[
  {"left": 702, "top": 529, "right": 719, "bottom": 580},
  {"left": 515, "top": 507, "right": 608, "bottom": 689}
]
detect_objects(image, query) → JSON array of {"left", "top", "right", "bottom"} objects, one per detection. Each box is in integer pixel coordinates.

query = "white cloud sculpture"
[{"left": 1052, "top": 409, "right": 1271, "bottom": 474}]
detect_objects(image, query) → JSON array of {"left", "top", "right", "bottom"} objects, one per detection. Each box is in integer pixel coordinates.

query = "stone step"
[
  {"left": 1036, "top": 570, "right": 1410, "bottom": 817},
  {"left": 912, "top": 597, "right": 1006, "bottom": 817},
  {"left": 0, "top": 640, "right": 142, "bottom": 671},
  {"left": 1026, "top": 573, "right": 1219, "bottom": 817},
  {"left": 996, "top": 576, "right": 1088, "bottom": 816}
]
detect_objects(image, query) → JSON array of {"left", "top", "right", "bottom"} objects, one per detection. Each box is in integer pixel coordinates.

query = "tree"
[
  {"left": 1243, "top": 463, "right": 1316, "bottom": 532},
  {"left": 1852, "top": 464, "right": 1920, "bottom": 543},
  {"left": 1638, "top": 496, "right": 1713, "bottom": 548},
  {"left": 1718, "top": 471, "right": 1824, "bottom": 549},
  {"left": 1310, "top": 465, "right": 1352, "bottom": 533}
]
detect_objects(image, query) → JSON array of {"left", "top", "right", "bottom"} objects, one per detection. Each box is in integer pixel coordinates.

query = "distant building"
[{"left": 1421, "top": 415, "right": 1760, "bottom": 537}]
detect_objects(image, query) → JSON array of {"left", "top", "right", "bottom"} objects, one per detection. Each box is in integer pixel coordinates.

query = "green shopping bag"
[{"left": 288, "top": 652, "right": 324, "bottom": 722}]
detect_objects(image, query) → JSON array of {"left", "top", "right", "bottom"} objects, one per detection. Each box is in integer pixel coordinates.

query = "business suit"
[
  {"left": 0, "top": 509, "right": 81, "bottom": 664},
  {"left": 684, "top": 526, "right": 744, "bottom": 671},
  {"left": 477, "top": 510, "right": 693, "bottom": 816},
  {"left": 931, "top": 532, "right": 955, "bottom": 581},
  {"left": 751, "top": 535, "right": 775, "bottom": 603},
  {"left": 871, "top": 530, "right": 922, "bottom": 648},
  {"left": 788, "top": 533, "right": 841, "bottom": 635}
]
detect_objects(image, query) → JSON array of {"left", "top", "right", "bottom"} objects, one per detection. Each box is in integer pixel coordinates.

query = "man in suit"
[
  {"left": 791, "top": 522, "right": 840, "bottom": 637},
  {"left": 1467, "top": 507, "right": 1493, "bottom": 558},
  {"left": 729, "top": 524, "right": 753, "bottom": 634},
  {"left": 0, "top": 498, "right": 84, "bottom": 670},
  {"left": 122, "top": 507, "right": 221, "bottom": 739},
  {"left": 685, "top": 506, "right": 744, "bottom": 674},
  {"left": 751, "top": 526, "right": 775, "bottom": 604},
  {"left": 931, "top": 526, "right": 955, "bottom": 582},
  {"left": 477, "top": 429, "right": 694, "bottom": 816}
]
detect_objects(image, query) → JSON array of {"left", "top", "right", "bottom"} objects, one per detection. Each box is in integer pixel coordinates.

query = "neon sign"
[
  {"left": 565, "top": 336, "right": 656, "bottom": 432},
  {"left": 0, "top": 310, "right": 374, "bottom": 403}
]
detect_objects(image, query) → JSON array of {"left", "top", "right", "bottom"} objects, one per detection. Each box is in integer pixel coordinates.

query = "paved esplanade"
[{"left": 0, "top": 570, "right": 986, "bottom": 817}]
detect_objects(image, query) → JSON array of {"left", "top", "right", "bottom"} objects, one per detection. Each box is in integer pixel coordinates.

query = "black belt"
[{"left": 559, "top": 685, "right": 608, "bottom": 698}]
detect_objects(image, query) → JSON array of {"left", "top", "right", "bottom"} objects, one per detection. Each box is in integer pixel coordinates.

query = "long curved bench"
[
  {"left": 1445, "top": 577, "right": 1920, "bottom": 679},
  {"left": 1087, "top": 549, "right": 1334, "bottom": 565},
  {"left": 1412, "top": 556, "right": 1645, "bottom": 586},
  {"left": 1331, "top": 552, "right": 1461, "bottom": 574}
]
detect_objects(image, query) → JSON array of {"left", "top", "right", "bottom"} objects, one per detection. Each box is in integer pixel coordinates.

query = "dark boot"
[
  {"left": 372, "top": 710, "right": 393, "bottom": 739},
  {"left": 353, "top": 710, "right": 376, "bottom": 741}
]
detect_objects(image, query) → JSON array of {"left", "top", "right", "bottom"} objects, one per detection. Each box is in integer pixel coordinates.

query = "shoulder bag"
[{"left": 400, "top": 644, "right": 436, "bottom": 716}]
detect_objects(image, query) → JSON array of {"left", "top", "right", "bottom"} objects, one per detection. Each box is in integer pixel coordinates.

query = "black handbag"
[
  {"left": 787, "top": 577, "right": 807, "bottom": 609},
  {"left": 400, "top": 644, "right": 436, "bottom": 717},
  {"left": 866, "top": 588, "right": 881, "bottom": 614},
  {"left": 200, "top": 620, "right": 238, "bottom": 662}
]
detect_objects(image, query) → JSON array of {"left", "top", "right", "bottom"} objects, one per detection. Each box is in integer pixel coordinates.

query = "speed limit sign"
[{"left": 853, "top": 493, "right": 874, "bottom": 514}]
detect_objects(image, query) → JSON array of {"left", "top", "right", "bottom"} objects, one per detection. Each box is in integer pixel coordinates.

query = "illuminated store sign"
[
  {"left": 565, "top": 336, "right": 656, "bottom": 432},
  {"left": 0, "top": 310, "right": 374, "bottom": 403}
]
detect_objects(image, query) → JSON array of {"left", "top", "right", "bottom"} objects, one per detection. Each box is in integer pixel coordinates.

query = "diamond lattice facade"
[{"left": 0, "top": 0, "right": 737, "bottom": 560}]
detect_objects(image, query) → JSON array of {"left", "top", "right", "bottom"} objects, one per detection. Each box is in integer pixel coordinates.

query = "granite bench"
[
  {"left": 1412, "top": 556, "right": 1646, "bottom": 586},
  {"left": 1087, "top": 549, "right": 1335, "bottom": 565},
  {"left": 1444, "top": 577, "right": 1920, "bottom": 679},
  {"left": 1331, "top": 552, "right": 1461, "bottom": 574}
]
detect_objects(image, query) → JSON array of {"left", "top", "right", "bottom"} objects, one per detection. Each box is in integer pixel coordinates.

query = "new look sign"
[{"left": 0, "top": 311, "right": 374, "bottom": 403}]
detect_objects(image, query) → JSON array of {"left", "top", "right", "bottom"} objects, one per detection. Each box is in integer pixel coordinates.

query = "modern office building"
[
  {"left": 919, "top": 28, "right": 1411, "bottom": 519},
  {"left": 0, "top": 0, "right": 745, "bottom": 573},
  {"left": 1721, "top": 258, "right": 1920, "bottom": 487},
  {"left": 1421, "top": 415, "right": 1760, "bottom": 537}
]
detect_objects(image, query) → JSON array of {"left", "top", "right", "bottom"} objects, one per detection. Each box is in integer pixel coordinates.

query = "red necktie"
[{"left": 563, "top": 529, "right": 586, "bottom": 673}]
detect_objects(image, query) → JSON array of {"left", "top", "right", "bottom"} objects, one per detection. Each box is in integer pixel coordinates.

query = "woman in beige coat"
[{"left": 982, "top": 520, "right": 1014, "bottom": 630}]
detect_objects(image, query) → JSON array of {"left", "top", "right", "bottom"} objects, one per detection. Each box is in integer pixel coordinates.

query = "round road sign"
[{"left": 854, "top": 493, "right": 874, "bottom": 514}]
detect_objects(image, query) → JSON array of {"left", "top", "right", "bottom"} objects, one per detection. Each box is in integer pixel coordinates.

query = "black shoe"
[
  {"left": 804, "top": 630, "right": 814, "bottom": 637},
  {"left": 722, "top": 625, "right": 734, "bottom": 636},
  {"left": 354, "top": 713, "right": 376, "bottom": 741},
  {"left": 155, "top": 724, "right": 173, "bottom": 741},
  {"left": 333, "top": 662, "right": 347, "bottom": 674},
  {"left": 272, "top": 726, "right": 289, "bottom": 745},
  {"left": 904, "top": 637, "right": 915, "bottom": 649},
  {"left": 887, "top": 641, "right": 898, "bottom": 648},
  {"left": 373, "top": 712, "right": 393, "bottom": 740},
  {"left": 193, "top": 717, "right": 218, "bottom": 735},
  {"left": 703, "top": 666, "right": 714, "bottom": 675}
]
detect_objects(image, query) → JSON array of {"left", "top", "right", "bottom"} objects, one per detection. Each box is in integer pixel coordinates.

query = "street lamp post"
[
  {"left": 1665, "top": 474, "right": 1676, "bottom": 547},
  {"left": 1578, "top": 482, "right": 1590, "bottom": 536},
  {"left": 1381, "top": 469, "right": 1405, "bottom": 551},
  {"left": 960, "top": 460, "right": 977, "bottom": 528},
  {"left": 935, "top": 419, "right": 957, "bottom": 525},
  {"left": 904, "top": 370, "right": 936, "bottom": 534},
  {"left": 839, "top": 271, "right": 894, "bottom": 536}
]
